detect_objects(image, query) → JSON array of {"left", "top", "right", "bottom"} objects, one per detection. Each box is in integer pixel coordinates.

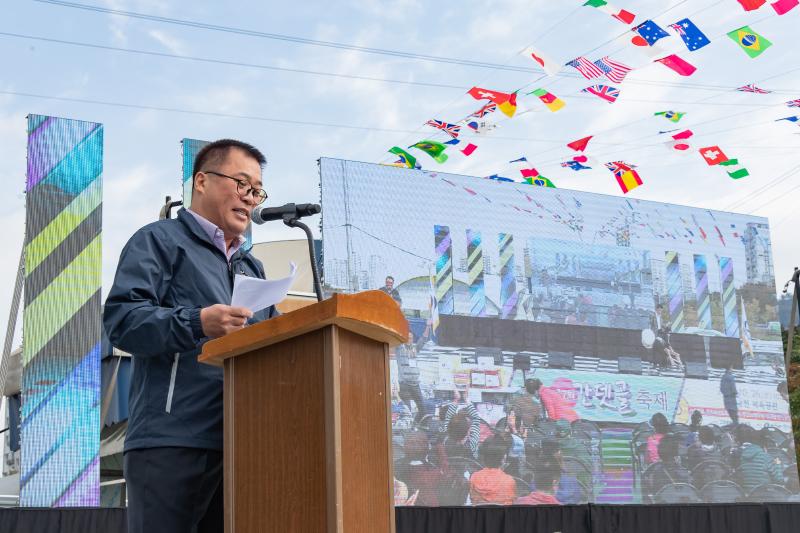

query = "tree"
[{"left": 782, "top": 329, "right": 800, "bottom": 466}]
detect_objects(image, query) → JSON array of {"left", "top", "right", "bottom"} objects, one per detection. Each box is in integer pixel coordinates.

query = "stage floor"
[{"left": 1, "top": 503, "right": 798, "bottom": 533}]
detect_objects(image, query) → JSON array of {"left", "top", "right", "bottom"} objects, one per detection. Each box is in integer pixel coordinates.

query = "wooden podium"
[{"left": 199, "top": 290, "right": 408, "bottom": 533}]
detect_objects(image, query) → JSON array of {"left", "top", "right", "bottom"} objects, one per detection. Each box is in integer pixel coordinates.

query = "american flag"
[
  {"left": 470, "top": 102, "right": 497, "bottom": 118},
  {"left": 565, "top": 56, "right": 604, "bottom": 79},
  {"left": 425, "top": 119, "right": 461, "bottom": 139},
  {"left": 736, "top": 84, "right": 771, "bottom": 94},
  {"left": 582, "top": 85, "right": 620, "bottom": 103},
  {"left": 786, "top": 99, "right": 800, "bottom": 107},
  {"left": 593, "top": 56, "right": 633, "bottom": 84}
]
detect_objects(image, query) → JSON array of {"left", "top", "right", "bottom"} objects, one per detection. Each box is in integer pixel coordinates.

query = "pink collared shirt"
[{"left": 187, "top": 209, "right": 245, "bottom": 263}]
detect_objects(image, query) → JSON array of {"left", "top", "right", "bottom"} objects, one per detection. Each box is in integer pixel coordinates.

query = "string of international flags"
[{"left": 382, "top": 0, "right": 799, "bottom": 195}]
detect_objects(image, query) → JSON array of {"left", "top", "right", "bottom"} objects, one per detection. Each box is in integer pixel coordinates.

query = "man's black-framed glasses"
[{"left": 203, "top": 170, "right": 268, "bottom": 204}]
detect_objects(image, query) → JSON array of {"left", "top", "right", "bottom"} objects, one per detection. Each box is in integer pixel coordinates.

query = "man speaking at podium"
[{"left": 104, "top": 139, "right": 280, "bottom": 533}]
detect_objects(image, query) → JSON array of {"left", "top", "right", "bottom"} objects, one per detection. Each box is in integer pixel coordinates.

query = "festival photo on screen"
[{"left": 319, "top": 158, "right": 798, "bottom": 506}]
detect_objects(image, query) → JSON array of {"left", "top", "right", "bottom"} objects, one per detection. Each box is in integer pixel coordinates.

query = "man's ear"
[{"left": 193, "top": 172, "right": 206, "bottom": 194}]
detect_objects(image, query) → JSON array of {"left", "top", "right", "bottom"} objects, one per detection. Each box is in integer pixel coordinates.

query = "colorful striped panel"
[
  {"left": 22, "top": 115, "right": 102, "bottom": 507},
  {"left": 597, "top": 427, "right": 635, "bottom": 504},
  {"left": 719, "top": 256, "right": 740, "bottom": 338},
  {"left": 693, "top": 254, "right": 712, "bottom": 330},
  {"left": 466, "top": 229, "right": 486, "bottom": 317},
  {"left": 428, "top": 272, "right": 440, "bottom": 343},
  {"left": 434, "top": 225, "right": 454, "bottom": 315},
  {"left": 665, "top": 251, "right": 684, "bottom": 333},
  {"left": 181, "top": 138, "right": 252, "bottom": 250},
  {"left": 498, "top": 233, "right": 518, "bottom": 319}
]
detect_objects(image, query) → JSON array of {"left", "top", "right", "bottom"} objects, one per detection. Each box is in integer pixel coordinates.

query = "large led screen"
[
  {"left": 320, "top": 158, "right": 798, "bottom": 506},
  {"left": 22, "top": 115, "right": 103, "bottom": 506}
]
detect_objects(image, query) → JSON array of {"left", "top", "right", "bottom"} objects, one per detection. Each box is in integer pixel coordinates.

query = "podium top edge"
[{"left": 199, "top": 290, "right": 410, "bottom": 365}]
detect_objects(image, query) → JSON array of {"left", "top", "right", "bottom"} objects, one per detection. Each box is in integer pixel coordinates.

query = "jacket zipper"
[{"left": 165, "top": 353, "right": 180, "bottom": 413}]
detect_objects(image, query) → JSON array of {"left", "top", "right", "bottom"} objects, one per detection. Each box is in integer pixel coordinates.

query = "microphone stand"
[{"left": 283, "top": 215, "right": 324, "bottom": 302}]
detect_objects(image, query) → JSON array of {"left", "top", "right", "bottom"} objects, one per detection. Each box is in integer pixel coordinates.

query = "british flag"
[
  {"left": 593, "top": 56, "right": 633, "bottom": 84},
  {"left": 565, "top": 56, "right": 605, "bottom": 79},
  {"left": 582, "top": 85, "right": 620, "bottom": 103},
  {"left": 470, "top": 102, "right": 497, "bottom": 118},
  {"left": 786, "top": 99, "right": 800, "bottom": 107},
  {"left": 604, "top": 161, "right": 633, "bottom": 177},
  {"left": 736, "top": 84, "right": 771, "bottom": 94},
  {"left": 425, "top": 119, "right": 461, "bottom": 139}
]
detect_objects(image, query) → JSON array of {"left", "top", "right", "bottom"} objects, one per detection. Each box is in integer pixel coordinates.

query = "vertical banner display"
[
  {"left": 693, "top": 254, "right": 712, "bottom": 330},
  {"left": 428, "top": 270, "right": 440, "bottom": 342},
  {"left": 498, "top": 233, "right": 518, "bottom": 319},
  {"left": 719, "top": 256, "right": 740, "bottom": 338},
  {"left": 180, "top": 138, "right": 208, "bottom": 209},
  {"left": 22, "top": 115, "right": 103, "bottom": 506},
  {"left": 181, "top": 138, "right": 252, "bottom": 249},
  {"left": 434, "top": 225, "right": 455, "bottom": 315},
  {"left": 665, "top": 251, "right": 684, "bottom": 332},
  {"left": 466, "top": 229, "right": 486, "bottom": 317}
]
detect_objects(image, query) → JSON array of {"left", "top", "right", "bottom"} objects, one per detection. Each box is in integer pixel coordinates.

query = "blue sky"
[{"left": 1, "top": 0, "right": 798, "bottom": 346}]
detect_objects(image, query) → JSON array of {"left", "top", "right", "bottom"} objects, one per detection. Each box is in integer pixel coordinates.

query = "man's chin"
[{"left": 223, "top": 220, "right": 248, "bottom": 239}]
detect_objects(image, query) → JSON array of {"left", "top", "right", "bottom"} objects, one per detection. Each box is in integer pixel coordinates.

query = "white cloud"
[{"left": 147, "top": 29, "right": 187, "bottom": 56}]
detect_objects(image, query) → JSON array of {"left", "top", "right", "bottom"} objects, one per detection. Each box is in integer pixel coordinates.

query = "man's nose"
[{"left": 242, "top": 191, "right": 257, "bottom": 206}]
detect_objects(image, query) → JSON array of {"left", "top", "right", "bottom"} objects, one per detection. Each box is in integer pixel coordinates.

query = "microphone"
[{"left": 250, "top": 203, "right": 321, "bottom": 224}]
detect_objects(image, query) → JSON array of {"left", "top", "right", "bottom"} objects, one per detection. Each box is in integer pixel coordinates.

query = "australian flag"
[
  {"left": 786, "top": 99, "right": 800, "bottom": 108},
  {"left": 425, "top": 119, "right": 461, "bottom": 139},
  {"left": 669, "top": 18, "right": 710, "bottom": 51},
  {"left": 561, "top": 160, "right": 592, "bottom": 171},
  {"left": 632, "top": 19, "right": 669, "bottom": 46}
]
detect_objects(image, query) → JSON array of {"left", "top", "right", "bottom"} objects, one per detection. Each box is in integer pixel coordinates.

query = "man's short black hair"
[
  {"left": 479, "top": 434, "right": 509, "bottom": 468},
  {"left": 526, "top": 378, "right": 542, "bottom": 395},
  {"left": 736, "top": 424, "right": 758, "bottom": 445},
  {"left": 657, "top": 434, "right": 680, "bottom": 462},
  {"left": 192, "top": 139, "right": 267, "bottom": 183},
  {"left": 385, "top": 276, "right": 395, "bottom": 282},
  {"left": 698, "top": 426, "right": 715, "bottom": 446},
  {"left": 534, "top": 461, "right": 560, "bottom": 492},
  {"left": 447, "top": 410, "right": 472, "bottom": 442},
  {"left": 650, "top": 412, "right": 669, "bottom": 434}
]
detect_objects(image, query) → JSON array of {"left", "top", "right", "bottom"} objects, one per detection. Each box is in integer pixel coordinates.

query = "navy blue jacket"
[{"left": 103, "top": 209, "right": 278, "bottom": 452}]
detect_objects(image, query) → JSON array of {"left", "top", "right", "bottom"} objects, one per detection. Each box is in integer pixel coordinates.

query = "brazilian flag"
[
  {"left": 409, "top": 140, "right": 448, "bottom": 164},
  {"left": 654, "top": 111, "right": 685, "bottom": 123},
  {"left": 727, "top": 25, "right": 772, "bottom": 58},
  {"left": 388, "top": 147, "right": 417, "bottom": 169},
  {"left": 525, "top": 176, "right": 557, "bottom": 188}
]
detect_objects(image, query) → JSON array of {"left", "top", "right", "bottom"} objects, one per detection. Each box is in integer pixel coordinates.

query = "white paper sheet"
[{"left": 231, "top": 262, "right": 297, "bottom": 312}]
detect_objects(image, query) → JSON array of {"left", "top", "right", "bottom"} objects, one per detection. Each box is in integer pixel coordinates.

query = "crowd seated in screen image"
[
  {"left": 389, "top": 341, "right": 798, "bottom": 507},
  {"left": 392, "top": 391, "right": 799, "bottom": 506},
  {"left": 634, "top": 413, "right": 797, "bottom": 503}
]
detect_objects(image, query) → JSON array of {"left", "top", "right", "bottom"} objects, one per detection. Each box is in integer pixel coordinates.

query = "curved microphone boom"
[
  {"left": 250, "top": 203, "right": 321, "bottom": 224},
  {"left": 249, "top": 201, "right": 324, "bottom": 302}
]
